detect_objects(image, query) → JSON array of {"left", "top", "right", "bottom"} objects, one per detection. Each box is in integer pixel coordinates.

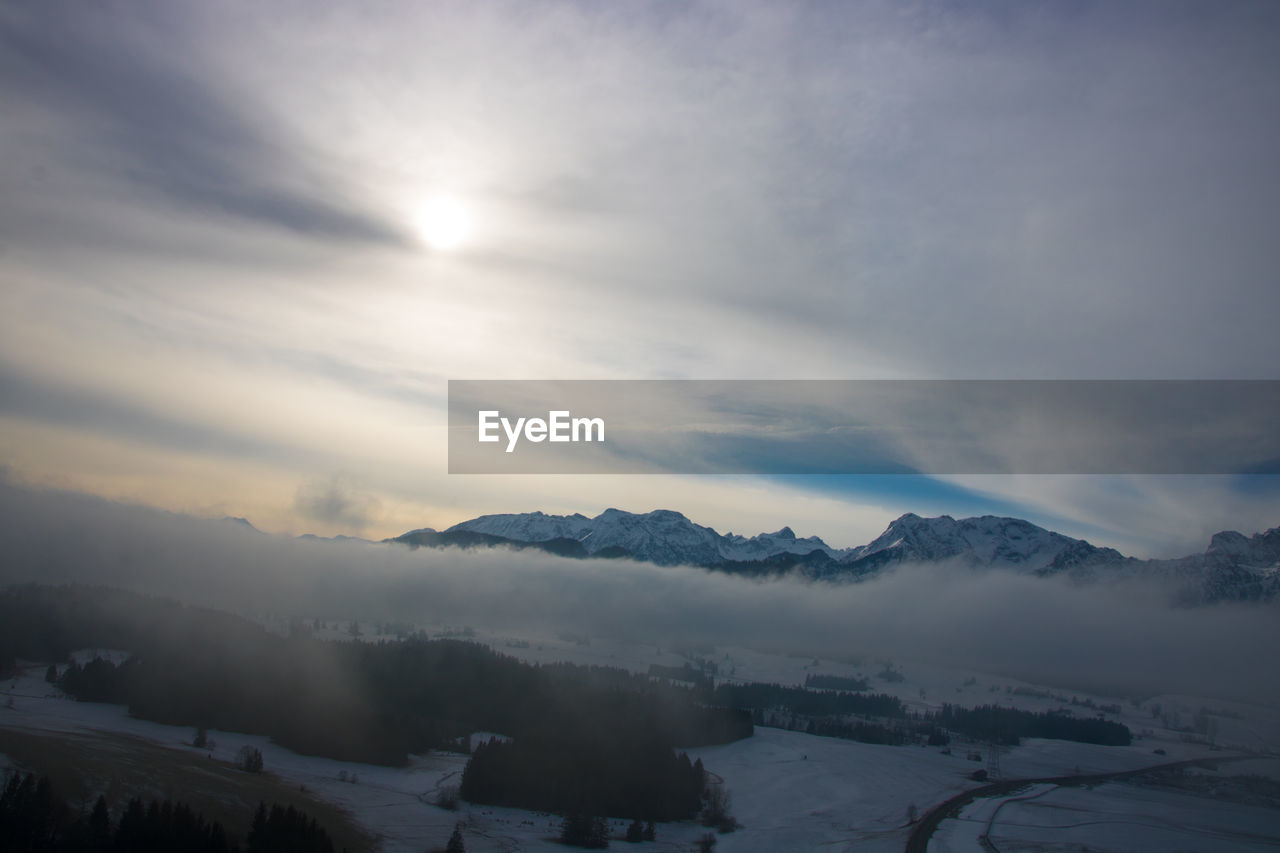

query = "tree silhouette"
[
  {"left": 238, "top": 745, "right": 264, "bottom": 773},
  {"left": 560, "top": 812, "right": 608, "bottom": 848}
]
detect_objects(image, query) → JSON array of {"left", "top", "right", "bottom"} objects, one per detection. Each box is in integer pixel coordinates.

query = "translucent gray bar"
[{"left": 447, "top": 380, "right": 1280, "bottom": 475}]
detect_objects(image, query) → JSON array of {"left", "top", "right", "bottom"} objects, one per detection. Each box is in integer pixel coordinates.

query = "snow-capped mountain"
[
  {"left": 720, "top": 525, "right": 844, "bottom": 562},
  {"left": 389, "top": 508, "right": 1280, "bottom": 603},
  {"left": 1041, "top": 525, "right": 1280, "bottom": 604},
  {"left": 447, "top": 510, "right": 596, "bottom": 544},
  {"left": 1203, "top": 527, "right": 1280, "bottom": 569},
  {"left": 446, "top": 508, "right": 846, "bottom": 567},
  {"left": 836, "top": 513, "right": 1126, "bottom": 576}
]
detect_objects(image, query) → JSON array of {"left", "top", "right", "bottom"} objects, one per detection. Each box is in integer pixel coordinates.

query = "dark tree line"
[
  {"left": 647, "top": 663, "right": 713, "bottom": 689},
  {"left": 0, "top": 771, "right": 335, "bottom": 853},
  {"left": 711, "top": 682, "right": 905, "bottom": 718},
  {"left": 706, "top": 679, "right": 1131, "bottom": 749},
  {"left": 801, "top": 717, "right": 913, "bottom": 745},
  {"left": 559, "top": 812, "right": 609, "bottom": 848},
  {"left": 927, "top": 704, "right": 1132, "bottom": 746},
  {"left": 734, "top": 697, "right": 1129, "bottom": 749},
  {"left": 56, "top": 658, "right": 134, "bottom": 704},
  {"left": 246, "top": 803, "right": 334, "bottom": 853},
  {"left": 623, "top": 818, "right": 655, "bottom": 843},
  {"left": 460, "top": 729, "right": 705, "bottom": 821},
  {"left": 108, "top": 797, "right": 235, "bottom": 853},
  {"left": 803, "top": 673, "right": 871, "bottom": 692},
  {"left": 5, "top": 585, "right": 752, "bottom": 771}
]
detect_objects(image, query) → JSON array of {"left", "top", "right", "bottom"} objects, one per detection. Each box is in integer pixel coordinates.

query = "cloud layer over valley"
[{"left": 3, "top": 479, "right": 1275, "bottom": 706}]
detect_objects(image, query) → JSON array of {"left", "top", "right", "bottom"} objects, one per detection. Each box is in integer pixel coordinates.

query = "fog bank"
[{"left": 1, "top": 480, "right": 1275, "bottom": 705}]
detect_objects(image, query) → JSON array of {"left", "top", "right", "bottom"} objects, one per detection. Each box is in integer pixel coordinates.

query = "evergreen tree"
[
  {"left": 560, "top": 812, "right": 608, "bottom": 848},
  {"left": 248, "top": 802, "right": 269, "bottom": 848},
  {"left": 238, "top": 746, "right": 264, "bottom": 773},
  {"left": 445, "top": 823, "right": 466, "bottom": 853},
  {"left": 0, "top": 773, "right": 333, "bottom": 853},
  {"left": 88, "top": 795, "right": 111, "bottom": 851},
  {"left": 0, "top": 772, "right": 64, "bottom": 851},
  {"left": 114, "top": 797, "right": 148, "bottom": 851}
]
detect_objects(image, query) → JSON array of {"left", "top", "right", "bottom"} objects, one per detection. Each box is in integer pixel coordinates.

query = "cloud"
[
  {"left": 1, "top": 0, "right": 1278, "bottom": 547},
  {"left": 2, "top": 480, "right": 1276, "bottom": 705},
  {"left": 0, "top": 361, "right": 310, "bottom": 464},
  {"left": 294, "top": 474, "right": 381, "bottom": 531},
  {"left": 449, "top": 379, "right": 1280, "bottom": 478},
  {"left": 0, "top": 3, "right": 401, "bottom": 244},
  {"left": 942, "top": 474, "right": 1280, "bottom": 559}
]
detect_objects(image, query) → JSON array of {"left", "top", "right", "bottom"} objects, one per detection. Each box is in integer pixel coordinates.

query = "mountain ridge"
[{"left": 382, "top": 508, "right": 1279, "bottom": 604}]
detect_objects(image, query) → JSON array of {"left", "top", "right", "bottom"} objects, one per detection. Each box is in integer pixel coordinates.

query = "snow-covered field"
[
  {"left": 5, "top": 630, "right": 1279, "bottom": 853},
  {"left": 932, "top": 780, "right": 1280, "bottom": 853},
  {"left": 688, "top": 726, "right": 966, "bottom": 851},
  {"left": 0, "top": 667, "right": 974, "bottom": 853},
  {"left": 448, "top": 625, "right": 1280, "bottom": 756}
]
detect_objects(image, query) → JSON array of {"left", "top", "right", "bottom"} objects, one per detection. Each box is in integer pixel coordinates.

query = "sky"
[{"left": 1, "top": 0, "right": 1278, "bottom": 555}]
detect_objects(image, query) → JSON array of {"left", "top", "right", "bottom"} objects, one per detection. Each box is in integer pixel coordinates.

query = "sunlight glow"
[{"left": 415, "top": 196, "right": 473, "bottom": 251}]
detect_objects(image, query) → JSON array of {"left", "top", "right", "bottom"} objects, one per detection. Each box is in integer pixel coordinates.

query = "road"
[{"left": 904, "top": 753, "right": 1253, "bottom": 853}]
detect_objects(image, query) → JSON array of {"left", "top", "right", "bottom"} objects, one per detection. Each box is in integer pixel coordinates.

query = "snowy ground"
[
  {"left": 687, "top": 727, "right": 966, "bottom": 851},
  {"left": 458, "top": 626, "right": 1280, "bottom": 756},
  {"left": 932, "top": 780, "right": 1280, "bottom": 852},
  {"left": 0, "top": 666, "right": 997, "bottom": 853},
  {"left": 5, "top": 629, "right": 1279, "bottom": 852}
]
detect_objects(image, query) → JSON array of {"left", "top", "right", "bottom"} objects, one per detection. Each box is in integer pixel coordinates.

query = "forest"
[
  {"left": 0, "top": 771, "right": 336, "bottom": 853},
  {"left": 926, "top": 703, "right": 1133, "bottom": 746},
  {"left": 460, "top": 731, "right": 706, "bottom": 821},
  {"left": 711, "top": 681, "right": 905, "bottom": 718},
  {"left": 2, "top": 582, "right": 1133, "bottom": 828},
  {"left": 1, "top": 584, "right": 751, "bottom": 765}
]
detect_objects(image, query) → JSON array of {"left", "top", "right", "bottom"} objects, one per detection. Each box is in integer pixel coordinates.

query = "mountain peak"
[
  {"left": 844, "top": 513, "right": 1081, "bottom": 574},
  {"left": 448, "top": 507, "right": 842, "bottom": 566},
  {"left": 419, "top": 508, "right": 1280, "bottom": 604},
  {"left": 1204, "top": 526, "right": 1280, "bottom": 569},
  {"left": 609, "top": 508, "right": 687, "bottom": 520}
]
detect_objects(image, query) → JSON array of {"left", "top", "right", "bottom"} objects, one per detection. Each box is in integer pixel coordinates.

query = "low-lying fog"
[{"left": 2, "top": 479, "right": 1276, "bottom": 705}]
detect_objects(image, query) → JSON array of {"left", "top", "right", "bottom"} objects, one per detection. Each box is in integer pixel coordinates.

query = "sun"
[{"left": 415, "top": 196, "right": 473, "bottom": 251}]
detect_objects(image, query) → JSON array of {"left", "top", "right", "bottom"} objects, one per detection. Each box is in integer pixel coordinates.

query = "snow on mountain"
[
  {"left": 448, "top": 508, "right": 843, "bottom": 567},
  {"left": 422, "top": 508, "right": 1279, "bottom": 603},
  {"left": 447, "top": 510, "right": 595, "bottom": 543},
  {"left": 720, "top": 526, "right": 847, "bottom": 561},
  {"left": 1032, "top": 525, "right": 1280, "bottom": 604},
  {"left": 839, "top": 513, "right": 1117, "bottom": 575},
  {"left": 1149, "top": 526, "right": 1280, "bottom": 604},
  {"left": 578, "top": 508, "right": 728, "bottom": 565},
  {"left": 839, "top": 512, "right": 1080, "bottom": 571},
  {"left": 1204, "top": 527, "right": 1280, "bottom": 570}
]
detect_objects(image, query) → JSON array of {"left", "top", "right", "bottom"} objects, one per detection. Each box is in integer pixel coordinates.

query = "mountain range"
[{"left": 386, "top": 509, "right": 1280, "bottom": 604}]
